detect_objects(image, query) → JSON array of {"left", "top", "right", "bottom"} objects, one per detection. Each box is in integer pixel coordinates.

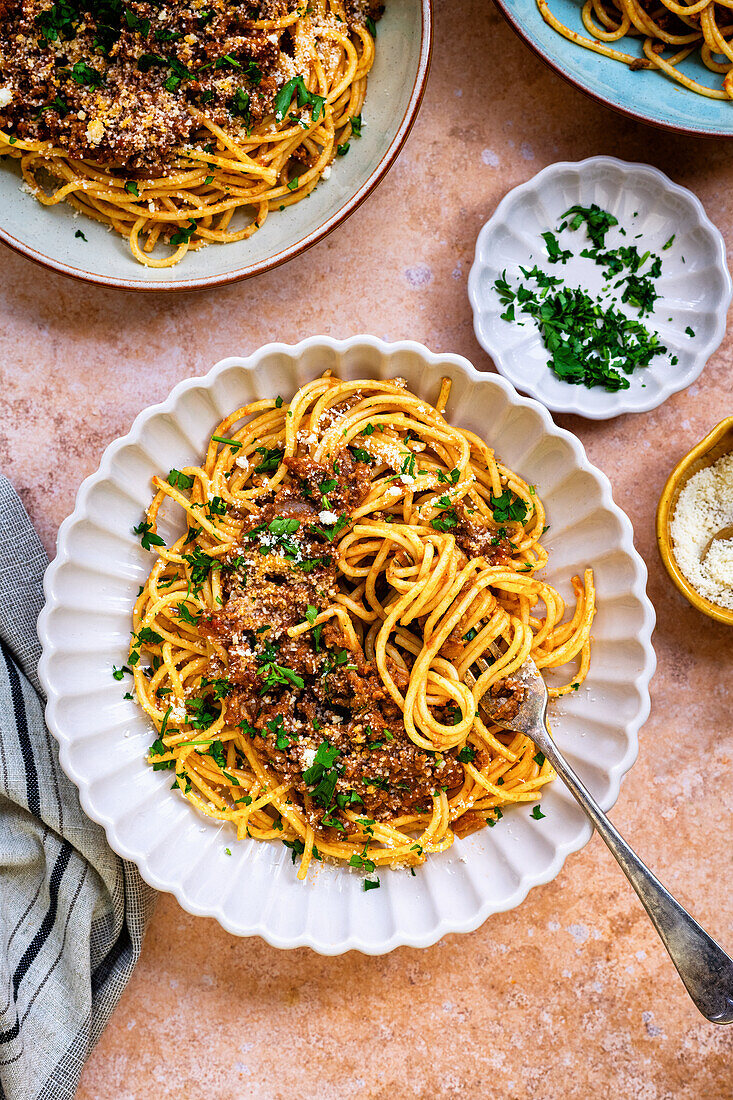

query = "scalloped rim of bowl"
[
  {"left": 493, "top": 0, "right": 733, "bottom": 138},
  {"left": 656, "top": 417, "right": 733, "bottom": 627},
  {"left": 467, "top": 156, "right": 733, "bottom": 420},
  {"left": 37, "top": 336, "right": 657, "bottom": 952},
  {"left": 0, "top": 2, "right": 432, "bottom": 293}
]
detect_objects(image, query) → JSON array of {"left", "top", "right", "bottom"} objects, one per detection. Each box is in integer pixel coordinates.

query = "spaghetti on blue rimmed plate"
[
  {"left": 125, "top": 373, "right": 595, "bottom": 885},
  {"left": 537, "top": 0, "right": 733, "bottom": 102}
]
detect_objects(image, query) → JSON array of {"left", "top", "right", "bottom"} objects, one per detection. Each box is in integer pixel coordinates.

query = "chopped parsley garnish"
[
  {"left": 349, "top": 848, "right": 376, "bottom": 873},
  {"left": 303, "top": 741, "right": 341, "bottom": 808},
  {"left": 269, "top": 516, "right": 299, "bottom": 537},
  {"left": 430, "top": 495, "right": 458, "bottom": 531},
  {"left": 149, "top": 734, "right": 175, "bottom": 770},
  {"left": 533, "top": 752, "right": 546, "bottom": 767},
  {"left": 229, "top": 87, "right": 250, "bottom": 120},
  {"left": 67, "top": 60, "right": 103, "bottom": 87},
  {"left": 309, "top": 514, "right": 350, "bottom": 542},
  {"left": 489, "top": 490, "right": 528, "bottom": 524},
  {"left": 303, "top": 741, "right": 339, "bottom": 780},
  {"left": 542, "top": 231, "right": 572, "bottom": 265},
  {"left": 494, "top": 204, "right": 676, "bottom": 391},
  {"left": 167, "top": 468, "right": 194, "bottom": 490},
  {"left": 283, "top": 837, "right": 305, "bottom": 863},
  {"left": 187, "top": 698, "right": 220, "bottom": 732},
  {"left": 457, "top": 744, "right": 477, "bottom": 763},
  {"left": 349, "top": 447, "right": 373, "bottom": 464},
  {"left": 304, "top": 604, "right": 323, "bottom": 650},
  {"left": 266, "top": 714, "right": 290, "bottom": 750},
  {"left": 112, "top": 664, "right": 131, "bottom": 680},
  {"left": 182, "top": 547, "right": 221, "bottom": 592},
  {"left": 437, "top": 468, "right": 460, "bottom": 485},
  {"left": 133, "top": 520, "right": 165, "bottom": 551},
  {"left": 253, "top": 446, "right": 283, "bottom": 472},
  {"left": 134, "top": 626, "right": 163, "bottom": 648},
  {"left": 685, "top": 326, "right": 695, "bottom": 337},
  {"left": 400, "top": 451, "right": 416, "bottom": 478},
  {"left": 175, "top": 601, "right": 200, "bottom": 626},
  {"left": 170, "top": 218, "right": 197, "bottom": 247},
  {"left": 257, "top": 639, "right": 305, "bottom": 693},
  {"left": 560, "top": 203, "right": 618, "bottom": 248},
  {"left": 273, "top": 74, "right": 325, "bottom": 123},
  {"left": 619, "top": 273, "right": 659, "bottom": 317},
  {"left": 530, "top": 805, "right": 546, "bottom": 820},
  {"left": 211, "top": 434, "right": 242, "bottom": 452},
  {"left": 75, "top": 229, "right": 87, "bottom": 240},
  {"left": 494, "top": 271, "right": 667, "bottom": 392},
  {"left": 322, "top": 647, "right": 354, "bottom": 678}
]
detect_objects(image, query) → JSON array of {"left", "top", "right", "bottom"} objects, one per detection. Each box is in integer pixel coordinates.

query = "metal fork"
[{"left": 464, "top": 653, "right": 733, "bottom": 1024}]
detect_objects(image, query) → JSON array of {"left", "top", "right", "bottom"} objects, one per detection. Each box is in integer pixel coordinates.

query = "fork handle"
[{"left": 541, "top": 734, "right": 733, "bottom": 1024}]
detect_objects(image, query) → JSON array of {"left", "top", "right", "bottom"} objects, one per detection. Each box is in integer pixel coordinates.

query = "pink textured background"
[{"left": 3, "top": 1, "right": 733, "bottom": 1096}]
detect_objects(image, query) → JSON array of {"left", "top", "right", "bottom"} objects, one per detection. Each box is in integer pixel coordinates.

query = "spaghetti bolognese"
[
  {"left": 0, "top": 1, "right": 379, "bottom": 266},
  {"left": 127, "top": 374, "right": 595, "bottom": 883}
]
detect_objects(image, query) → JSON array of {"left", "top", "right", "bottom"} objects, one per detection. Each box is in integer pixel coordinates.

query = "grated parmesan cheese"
[
  {"left": 670, "top": 452, "right": 733, "bottom": 609},
  {"left": 86, "top": 119, "right": 105, "bottom": 146}
]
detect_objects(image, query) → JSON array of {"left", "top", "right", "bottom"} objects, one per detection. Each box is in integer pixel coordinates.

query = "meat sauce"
[
  {"left": 0, "top": 0, "right": 382, "bottom": 173},
  {"left": 200, "top": 448, "right": 466, "bottom": 838}
]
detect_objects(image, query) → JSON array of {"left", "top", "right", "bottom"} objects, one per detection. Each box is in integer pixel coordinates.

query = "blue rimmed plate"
[{"left": 494, "top": 0, "right": 733, "bottom": 137}]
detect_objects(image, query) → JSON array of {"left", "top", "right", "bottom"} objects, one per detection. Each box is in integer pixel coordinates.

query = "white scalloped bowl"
[
  {"left": 468, "top": 157, "right": 732, "bottom": 420},
  {"left": 37, "top": 337, "right": 655, "bottom": 954}
]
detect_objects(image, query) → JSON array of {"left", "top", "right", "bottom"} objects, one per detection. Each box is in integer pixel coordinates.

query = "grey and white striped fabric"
[{"left": 0, "top": 476, "right": 156, "bottom": 1100}]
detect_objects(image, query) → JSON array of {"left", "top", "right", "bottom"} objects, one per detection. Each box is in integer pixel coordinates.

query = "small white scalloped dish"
[
  {"left": 468, "top": 157, "right": 732, "bottom": 420},
  {"left": 37, "top": 337, "right": 656, "bottom": 954}
]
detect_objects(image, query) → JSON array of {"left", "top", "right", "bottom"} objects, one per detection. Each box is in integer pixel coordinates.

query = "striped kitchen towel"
[{"left": 0, "top": 476, "right": 156, "bottom": 1100}]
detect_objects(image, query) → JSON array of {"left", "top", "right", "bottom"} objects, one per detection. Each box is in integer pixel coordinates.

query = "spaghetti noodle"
[
  {"left": 128, "top": 374, "right": 595, "bottom": 883},
  {"left": 0, "top": 1, "right": 378, "bottom": 267},
  {"left": 537, "top": 0, "right": 733, "bottom": 100}
]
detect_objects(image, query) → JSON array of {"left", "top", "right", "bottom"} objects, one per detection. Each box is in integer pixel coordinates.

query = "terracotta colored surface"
[{"left": 3, "top": 1, "right": 733, "bottom": 1096}]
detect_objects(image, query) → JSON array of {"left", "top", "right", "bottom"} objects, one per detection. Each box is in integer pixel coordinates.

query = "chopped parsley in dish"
[{"left": 494, "top": 206, "right": 675, "bottom": 392}]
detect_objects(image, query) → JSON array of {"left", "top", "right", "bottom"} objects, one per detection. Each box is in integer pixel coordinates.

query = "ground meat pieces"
[
  {"left": 285, "top": 448, "right": 372, "bottom": 513},
  {"left": 453, "top": 502, "right": 513, "bottom": 565},
  {"left": 345, "top": 0, "right": 384, "bottom": 23}
]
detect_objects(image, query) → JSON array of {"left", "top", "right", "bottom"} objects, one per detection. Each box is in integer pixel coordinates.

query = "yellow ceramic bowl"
[{"left": 657, "top": 417, "right": 733, "bottom": 626}]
